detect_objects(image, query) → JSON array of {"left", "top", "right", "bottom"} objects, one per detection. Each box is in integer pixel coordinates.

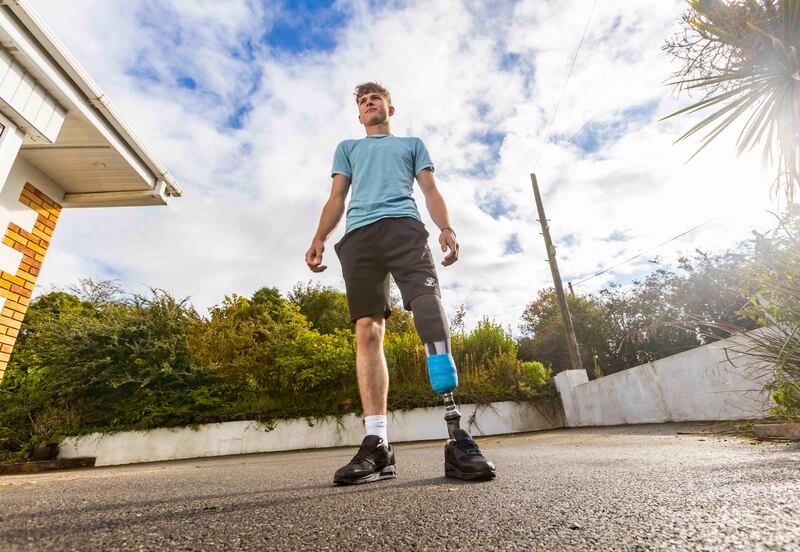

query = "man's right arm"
[{"left": 305, "top": 174, "right": 350, "bottom": 272}]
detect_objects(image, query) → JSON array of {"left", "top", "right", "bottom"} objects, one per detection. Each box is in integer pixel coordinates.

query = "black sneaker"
[
  {"left": 444, "top": 429, "right": 496, "bottom": 481},
  {"left": 333, "top": 435, "right": 396, "bottom": 486}
]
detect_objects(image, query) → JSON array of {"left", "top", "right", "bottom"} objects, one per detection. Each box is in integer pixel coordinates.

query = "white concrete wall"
[
  {"left": 555, "top": 332, "right": 773, "bottom": 427},
  {"left": 58, "top": 400, "right": 564, "bottom": 467}
]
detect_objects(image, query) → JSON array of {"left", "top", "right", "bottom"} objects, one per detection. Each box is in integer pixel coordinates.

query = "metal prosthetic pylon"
[{"left": 441, "top": 391, "right": 461, "bottom": 439}]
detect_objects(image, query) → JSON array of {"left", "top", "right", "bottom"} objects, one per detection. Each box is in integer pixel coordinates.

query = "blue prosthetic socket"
[
  {"left": 427, "top": 353, "right": 461, "bottom": 438},
  {"left": 427, "top": 353, "right": 458, "bottom": 394}
]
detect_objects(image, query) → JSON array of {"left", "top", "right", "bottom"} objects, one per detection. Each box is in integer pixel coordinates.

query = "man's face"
[{"left": 357, "top": 92, "right": 394, "bottom": 126}]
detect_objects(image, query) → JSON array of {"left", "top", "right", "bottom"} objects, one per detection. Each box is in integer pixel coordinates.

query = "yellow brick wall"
[{"left": 0, "top": 182, "right": 61, "bottom": 381}]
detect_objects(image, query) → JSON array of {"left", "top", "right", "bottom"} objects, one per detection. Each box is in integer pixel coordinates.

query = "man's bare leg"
[
  {"left": 355, "top": 314, "right": 389, "bottom": 416},
  {"left": 332, "top": 313, "right": 395, "bottom": 486}
]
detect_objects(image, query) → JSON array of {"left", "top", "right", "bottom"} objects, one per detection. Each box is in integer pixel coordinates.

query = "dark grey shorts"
[{"left": 334, "top": 216, "right": 440, "bottom": 322}]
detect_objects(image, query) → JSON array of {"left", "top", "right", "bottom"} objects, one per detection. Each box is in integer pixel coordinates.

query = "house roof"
[{"left": 0, "top": 0, "right": 182, "bottom": 207}]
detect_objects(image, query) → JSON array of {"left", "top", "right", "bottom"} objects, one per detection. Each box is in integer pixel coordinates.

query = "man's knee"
[
  {"left": 410, "top": 293, "right": 450, "bottom": 343},
  {"left": 355, "top": 315, "right": 385, "bottom": 348}
]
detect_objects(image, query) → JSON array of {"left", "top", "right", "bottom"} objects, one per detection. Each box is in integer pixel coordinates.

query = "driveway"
[{"left": 0, "top": 423, "right": 798, "bottom": 550}]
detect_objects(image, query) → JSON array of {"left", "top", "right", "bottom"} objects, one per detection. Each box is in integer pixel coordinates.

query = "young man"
[{"left": 305, "top": 82, "right": 495, "bottom": 485}]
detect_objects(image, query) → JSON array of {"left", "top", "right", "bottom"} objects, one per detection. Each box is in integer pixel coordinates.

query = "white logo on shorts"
[{"left": 424, "top": 277, "right": 436, "bottom": 287}]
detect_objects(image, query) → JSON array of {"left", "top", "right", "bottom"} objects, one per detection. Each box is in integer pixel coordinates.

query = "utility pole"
[{"left": 530, "top": 173, "right": 583, "bottom": 372}]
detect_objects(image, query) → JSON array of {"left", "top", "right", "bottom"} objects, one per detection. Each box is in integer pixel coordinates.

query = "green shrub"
[
  {"left": 288, "top": 282, "right": 351, "bottom": 334},
  {"left": 772, "top": 382, "right": 800, "bottom": 419},
  {"left": 384, "top": 331, "right": 426, "bottom": 386},
  {"left": 276, "top": 328, "right": 355, "bottom": 393},
  {"left": 521, "top": 361, "right": 551, "bottom": 387},
  {"left": 454, "top": 317, "right": 516, "bottom": 376},
  {"left": 0, "top": 288, "right": 221, "bottom": 455},
  {"left": 187, "top": 289, "right": 308, "bottom": 391},
  {"left": 744, "top": 214, "right": 800, "bottom": 420},
  {"left": 0, "top": 281, "right": 556, "bottom": 462}
]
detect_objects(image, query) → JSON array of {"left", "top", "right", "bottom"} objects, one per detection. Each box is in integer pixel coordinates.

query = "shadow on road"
[{"left": 0, "top": 473, "right": 493, "bottom": 541}]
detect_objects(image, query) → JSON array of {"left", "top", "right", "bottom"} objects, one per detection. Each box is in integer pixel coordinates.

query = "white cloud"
[{"left": 29, "top": 0, "right": 779, "bottom": 333}]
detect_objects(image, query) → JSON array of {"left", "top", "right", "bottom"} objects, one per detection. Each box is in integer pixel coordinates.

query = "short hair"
[{"left": 354, "top": 82, "right": 392, "bottom": 106}]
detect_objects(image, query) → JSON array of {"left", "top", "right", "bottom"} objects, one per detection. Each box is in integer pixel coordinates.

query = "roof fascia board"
[
  {"left": 0, "top": 1, "right": 182, "bottom": 197},
  {"left": 62, "top": 180, "right": 168, "bottom": 208}
]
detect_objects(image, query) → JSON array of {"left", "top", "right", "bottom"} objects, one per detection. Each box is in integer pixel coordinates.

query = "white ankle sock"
[{"left": 365, "top": 415, "right": 388, "bottom": 444}]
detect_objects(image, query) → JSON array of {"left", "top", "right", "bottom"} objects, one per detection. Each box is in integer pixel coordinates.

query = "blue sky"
[
  {"left": 561, "top": 100, "right": 660, "bottom": 154},
  {"left": 263, "top": 0, "right": 347, "bottom": 53},
  {"left": 30, "top": 0, "right": 778, "bottom": 331}
]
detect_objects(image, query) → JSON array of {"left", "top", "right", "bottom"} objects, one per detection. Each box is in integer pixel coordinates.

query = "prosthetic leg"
[
  {"left": 410, "top": 294, "right": 461, "bottom": 437},
  {"left": 411, "top": 294, "right": 496, "bottom": 480}
]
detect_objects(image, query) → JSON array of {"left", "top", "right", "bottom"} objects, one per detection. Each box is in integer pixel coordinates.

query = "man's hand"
[
  {"left": 439, "top": 228, "right": 459, "bottom": 266},
  {"left": 305, "top": 238, "right": 327, "bottom": 272}
]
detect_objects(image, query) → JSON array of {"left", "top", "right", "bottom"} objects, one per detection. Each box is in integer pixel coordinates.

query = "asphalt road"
[{"left": 0, "top": 423, "right": 798, "bottom": 551}]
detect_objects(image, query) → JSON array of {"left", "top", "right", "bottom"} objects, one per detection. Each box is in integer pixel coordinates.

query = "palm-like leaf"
[{"left": 663, "top": 0, "right": 800, "bottom": 205}]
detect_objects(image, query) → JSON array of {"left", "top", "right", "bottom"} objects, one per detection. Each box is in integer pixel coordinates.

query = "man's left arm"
[{"left": 416, "top": 168, "right": 459, "bottom": 266}]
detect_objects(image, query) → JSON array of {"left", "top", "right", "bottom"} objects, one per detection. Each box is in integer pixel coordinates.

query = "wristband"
[{"left": 440, "top": 227, "right": 456, "bottom": 237}]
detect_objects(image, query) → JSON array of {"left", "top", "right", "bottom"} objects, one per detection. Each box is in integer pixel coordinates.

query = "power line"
[
  {"left": 571, "top": 216, "right": 719, "bottom": 287},
  {"left": 534, "top": 50, "right": 686, "bottom": 290},
  {"left": 558, "top": 51, "right": 664, "bottom": 147},
  {"left": 529, "top": 50, "right": 670, "bottom": 291},
  {"left": 524, "top": 6, "right": 742, "bottom": 291},
  {"left": 532, "top": 0, "right": 599, "bottom": 171},
  {"left": 532, "top": 18, "right": 668, "bottom": 164},
  {"left": 533, "top": 45, "right": 708, "bottom": 289}
]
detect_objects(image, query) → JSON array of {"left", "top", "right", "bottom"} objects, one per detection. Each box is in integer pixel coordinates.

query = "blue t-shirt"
[{"left": 331, "top": 135, "right": 434, "bottom": 234}]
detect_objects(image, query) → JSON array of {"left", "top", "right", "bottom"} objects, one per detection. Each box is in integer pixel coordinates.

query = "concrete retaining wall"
[
  {"left": 58, "top": 400, "right": 564, "bottom": 467},
  {"left": 554, "top": 331, "right": 773, "bottom": 427}
]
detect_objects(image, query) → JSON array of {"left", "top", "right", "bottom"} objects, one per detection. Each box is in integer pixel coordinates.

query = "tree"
[
  {"left": 599, "top": 269, "right": 701, "bottom": 370},
  {"left": 67, "top": 278, "right": 124, "bottom": 305},
  {"left": 594, "top": 250, "right": 759, "bottom": 371},
  {"left": 519, "top": 289, "right": 613, "bottom": 375},
  {"left": 663, "top": 0, "right": 800, "bottom": 204},
  {"left": 288, "top": 281, "right": 351, "bottom": 335},
  {"left": 672, "top": 249, "right": 760, "bottom": 337},
  {"left": 187, "top": 288, "right": 307, "bottom": 391}
]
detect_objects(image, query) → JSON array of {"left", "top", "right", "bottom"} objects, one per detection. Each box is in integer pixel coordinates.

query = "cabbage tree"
[{"left": 663, "top": 0, "right": 800, "bottom": 205}]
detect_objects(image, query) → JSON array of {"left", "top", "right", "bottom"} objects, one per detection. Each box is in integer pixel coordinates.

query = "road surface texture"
[{"left": 0, "top": 423, "right": 798, "bottom": 551}]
